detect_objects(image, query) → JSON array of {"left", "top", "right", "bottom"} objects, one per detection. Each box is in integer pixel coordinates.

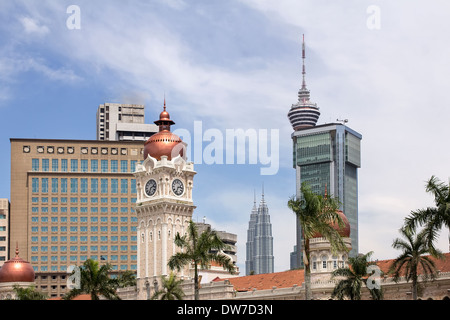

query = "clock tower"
[{"left": 134, "top": 101, "right": 196, "bottom": 299}]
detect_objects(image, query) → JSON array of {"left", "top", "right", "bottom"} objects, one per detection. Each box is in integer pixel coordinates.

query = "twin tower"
[{"left": 245, "top": 189, "right": 274, "bottom": 276}]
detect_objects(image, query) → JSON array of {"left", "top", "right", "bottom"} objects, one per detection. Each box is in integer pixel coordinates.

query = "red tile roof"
[
  {"left": 216, "top": 253, "right": 449, "bottom": 292},
  {"left": 215, "top": 269, "right": 305, "bottom": 292},
  {"left": 376, "top": 252, "right": 450, "bottom": 276}
]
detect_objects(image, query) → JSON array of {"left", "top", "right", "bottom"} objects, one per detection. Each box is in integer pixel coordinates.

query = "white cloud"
[{"left": 19, "top": 16, "right": 49, "bottom": 35}]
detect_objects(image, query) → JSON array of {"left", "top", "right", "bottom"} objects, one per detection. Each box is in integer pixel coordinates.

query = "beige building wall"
[
  {"left": 0, "top": 199, "right": 9, "bottom": 266},
  {"left": 10, "top": 138, "right": 144, "bottom": 298}
]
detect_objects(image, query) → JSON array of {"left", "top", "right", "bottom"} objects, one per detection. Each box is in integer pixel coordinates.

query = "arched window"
[
  {"left": 149, "top": 232, "right": 153, "bottom": 242},
  {"left": 332, "top": 255, "right": 338, "bottom": 269},
  {"left": 321, "top": 255, "right": 328, "bottom": 270},
  {"left": 312, "top": 256, "right": 317, "bottom": 270}
]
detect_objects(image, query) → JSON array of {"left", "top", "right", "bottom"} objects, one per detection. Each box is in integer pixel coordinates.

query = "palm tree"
[
  {"left": 404, "top": 175, "right": 450, "bottom": 254},
  {"left": 331, "top": 251, "right": 383, "bottom": 300},
  {"left": 168, "top": 220, "right": 236, "bottom": 300},
  {"left": 12, "top": 285, "right": 47, "bottom": 300},
  {"left": 151, "top": 272, "right": 185, "bottom": 300},
  {"left": 389, "top": 228, "right": 443, "bottom": 300},
  {"left": 287, "top": 182, "right": 348, "bottom": 300},
  {"left": 113, "top": 270, "right": 137, "bottom": 288},
  {"left": 64, "top": 259, "right": 121, "bottom": 300}
]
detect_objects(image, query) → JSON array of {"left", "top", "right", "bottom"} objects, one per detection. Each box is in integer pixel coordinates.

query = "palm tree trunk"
[
  {"left": 303, "top": 238, "right": 312, "bottom": 300},
  {"left": 194, "top": 263, "right": 199, "bottom": 300},
  {"left": 412, "top": 278, "right": 418, "bottom": 300}
]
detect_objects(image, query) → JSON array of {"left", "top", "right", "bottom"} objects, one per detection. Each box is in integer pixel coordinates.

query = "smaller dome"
[
  {"left": 144, "top": 131, "right": 185, "bottom": 161},
  {"left": 312, "top": 210, "right": 350, "bottom": 238},
  {"left": 159, "top": 109, "right": 171, "bottom": 122},
  {"left": 0, "top": 246, "right": 35, "bottom": 283}
]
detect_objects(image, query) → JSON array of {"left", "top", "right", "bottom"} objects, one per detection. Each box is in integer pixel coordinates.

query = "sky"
[{"left": 0, "top": 0, "right": 449, "bottom": 273}]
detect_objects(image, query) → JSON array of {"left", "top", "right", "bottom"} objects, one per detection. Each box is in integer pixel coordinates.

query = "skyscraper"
[
  {"left": 245, "top": 189, "right": 274, "bottom": 275},
  {"left": 288, "top": 36, "right": 362, "bottom": 269}
]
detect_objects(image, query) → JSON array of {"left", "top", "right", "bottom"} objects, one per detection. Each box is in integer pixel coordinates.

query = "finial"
[
  {"left": 164, "top": 94, "right": 166, "bottom": 111},
  {"left": 15, "top": 242, "right": 19, "bottom": 257},
  {"left": 254, "top": 189, "right": 256, "bottom": 205}
]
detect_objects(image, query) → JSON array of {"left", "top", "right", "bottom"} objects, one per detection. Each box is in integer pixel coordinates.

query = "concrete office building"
[
  {"left": 0, "top": 199, "right": 9, "bottom": 267},
  {"left": 96, "top": 103, "right": 158, "bottom": 141},
  {"left": 10, "top": 138, "right": 144, "bottom": 297}
]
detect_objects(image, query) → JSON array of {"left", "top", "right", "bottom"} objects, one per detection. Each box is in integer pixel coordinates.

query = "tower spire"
[
  {"left": 287, "top": 34, "right": 320, "bottom": 130},
  {"left": 301, "top": 34, "right": 307, "bottom": 91},
  {"left": 262, "top": 182, "right": 265, "bottom": 200}
]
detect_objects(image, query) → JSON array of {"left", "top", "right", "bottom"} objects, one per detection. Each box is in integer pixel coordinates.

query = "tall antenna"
[{"left": 301, "top": 34, "right": 307, "bottom": 90}]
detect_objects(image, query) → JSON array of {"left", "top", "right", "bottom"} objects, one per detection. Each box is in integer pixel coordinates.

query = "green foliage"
[
  {"left": 388, "top": 228, "right": 443, "bottom": 300},
  {"left": 331, "top": 251, "right": 383, "bottom": 300},
  {"left": 287, "top": 182, "right": 348, "bottom": 300},
  {"left": 404, "top": 175, "right": 450, "bottom": 256},
  {"left": 168, "top": 220, "right": 236, "bottom": 300},
  {"left": 64, "top": 259, "right": 121, "bottom": 300},
  {"left": 113, "top": 270, "right": 137, "bottom": 288},
  {"left": 12, "top": 285, "right": 47, "bottom": 300},
  {"left": 151, "top": 272, "right": 185, "bottom": 300}
]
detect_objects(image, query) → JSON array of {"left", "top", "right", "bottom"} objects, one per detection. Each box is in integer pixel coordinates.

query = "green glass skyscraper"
[{"left": 288, "top": 36, "right": 362, "bottom": 269}]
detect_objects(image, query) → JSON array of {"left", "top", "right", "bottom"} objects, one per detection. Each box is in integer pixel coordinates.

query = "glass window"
[
  {"left": 51, "top": 178, "right": 58, "bottom": 193},
  {"left": 71, "top": 159, "right": 78, "bottom": 172},
  {"left": 111, "top": 160, "right": 118, "bottom": 173},
  {"left": 120, "top": 179, "right": 128, "bottom": 194},
  {"left": 61, "top": 178, "right": 68, "bottom": 193},
  {"left": 101, "top": 179, "right": 108, "bottom": 193},
  {"left": 120, "top": 160, "right": 128, "bottom": 173},
  {"left": 32, "top": 159, "right": 39, "bottom": 171},
  {"left": 32, "top": 178, "right": 39, "bottom": 193},
  {"left": 101, "top": 160, "right": 108, "bottom": 173},
  {"left": 131, "top": 179, "right": 136, "bottom": 194},
  {"left": 61, "top": 159, "right": 68, "bottom": 172},
  {"left": 52, "top": 159, "right": 58, "bottom": 172},
  {"left": 41, "top": 178, "right": 48, "bottom": 193},
  {"left": 91, "top": 179, "right": 98, "bottom": 193},
  {"left": 111, "top": 179, "right": 118, "bottom": 193},
  {"left": 91, "top": 160, "right": 98, "bottom": 173},
  {"left": 81, "top": 178, "right": 88, "bottom": 193},
  {"left": 130, "top": 160, "right": 137, "bottom": 172},
  {"left": 42, "top": 159, "right": 49, "bottom": 172},
  {"left": 81, "top": 159, "right": 88, "bottom": 172},
  {"left": 70, "top": 178, "right": 78, "bottom": 193}
]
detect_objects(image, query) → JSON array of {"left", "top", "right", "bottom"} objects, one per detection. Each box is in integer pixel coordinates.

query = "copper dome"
[
  {"left": 312, "top": 210, "right": 351, "bottom": 238},
  {"left": 0, "top": 246, "right": 35, "bottom": 283},
  {"left": 143, "top": 102, "right": 185, "bottom": 161}
]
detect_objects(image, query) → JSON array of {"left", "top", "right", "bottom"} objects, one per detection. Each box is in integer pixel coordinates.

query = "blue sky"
[{"left": 1, "top": 0, "right": 449, "bottom": 272}]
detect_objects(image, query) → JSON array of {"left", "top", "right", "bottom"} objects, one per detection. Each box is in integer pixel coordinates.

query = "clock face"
[
  {"left": 172, "top": 179, "right": 184, "bottom": 196},
  {"left": 145, "top": 179, "right": 157, "bottom": 197}
]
